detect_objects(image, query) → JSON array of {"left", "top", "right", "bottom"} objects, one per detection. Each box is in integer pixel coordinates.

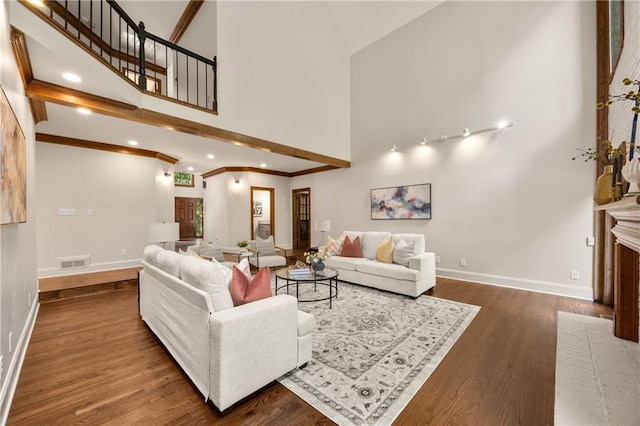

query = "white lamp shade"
[
  {"left": 315, "top": 219, "right": 331, "bottom": 232},
  {"left": 148, "top": 222, "right": 180, "bottom": 243}
]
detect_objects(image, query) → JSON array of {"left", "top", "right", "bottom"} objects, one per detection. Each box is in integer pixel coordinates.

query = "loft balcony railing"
[{"left": 30, "top": 0, "right": 217, "bottom": 112}]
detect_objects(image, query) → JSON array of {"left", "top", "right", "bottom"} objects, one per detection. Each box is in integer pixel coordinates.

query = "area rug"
[
  {"left": 276, "top": 281, "right": 480, "bottom": 425},
  {"left": 554, "top": 311, "right": 640, "bottom": 426}
]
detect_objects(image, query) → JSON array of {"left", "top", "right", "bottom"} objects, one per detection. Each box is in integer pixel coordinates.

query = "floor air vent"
[{"left": 57, "top": 255, "right": 91, "bottom": 270}]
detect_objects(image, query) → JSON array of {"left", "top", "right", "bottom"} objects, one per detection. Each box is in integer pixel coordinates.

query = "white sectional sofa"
[
  {"left": 139, "top": 245, "right": 315, "bottom": 412},
  {"left": 323, "top": 231, "right": 436, "bottom": 298}
]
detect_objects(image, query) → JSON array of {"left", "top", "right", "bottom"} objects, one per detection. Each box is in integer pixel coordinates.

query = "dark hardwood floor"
[{"left": 8, "top": 278, "right": 611, "bottom": 425}]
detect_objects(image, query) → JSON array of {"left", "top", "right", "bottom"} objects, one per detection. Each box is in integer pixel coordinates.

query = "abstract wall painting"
[
  {"left": 371, "top": 184, "right": 431, "bottom": 220},
  {"left": 1, "top": 87, "right": 27, "bottom": 225}
]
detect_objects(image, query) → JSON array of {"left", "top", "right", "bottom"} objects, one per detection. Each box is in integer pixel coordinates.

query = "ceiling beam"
[
  {"left": 10, "top": 26, "right": 48, "bottom": 124},
  {"left": 25, "top": 79, "right": 351, "bottom": 169},
  {"left": 169, "top": 0, "right": 205, "bottom": 45},
  {"left": 202, "top": 165, "right": 340, "bottom": 179},
  {"left": 36, "top": 133, "right": 180, "bottom": 164}
]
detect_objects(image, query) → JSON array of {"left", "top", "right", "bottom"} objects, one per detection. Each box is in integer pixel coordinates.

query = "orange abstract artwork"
[{"left": 1, "top": 87, "right": 27, "bottom": 225}]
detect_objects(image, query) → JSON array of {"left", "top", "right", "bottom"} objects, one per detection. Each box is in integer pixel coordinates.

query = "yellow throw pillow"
[{"left": 376, "top": 239, "right": 395, "bottom": 263}]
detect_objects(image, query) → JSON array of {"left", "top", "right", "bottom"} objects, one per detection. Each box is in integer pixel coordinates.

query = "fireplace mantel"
[{"left": 595, "top": 195, "right": 640, "bottom": 342}]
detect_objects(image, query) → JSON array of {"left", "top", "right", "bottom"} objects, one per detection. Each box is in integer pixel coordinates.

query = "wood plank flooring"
[{"left": 8, "top": 278, "right": 611, "bottom": 425}]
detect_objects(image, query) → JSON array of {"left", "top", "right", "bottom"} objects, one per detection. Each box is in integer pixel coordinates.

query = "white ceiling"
[{"left": 27, "top": 0, "right": 442, "bottom": 174}]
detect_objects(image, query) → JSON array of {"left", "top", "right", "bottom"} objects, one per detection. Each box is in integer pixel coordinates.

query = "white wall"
[
  {"left": 0, "top": 0, "right": 39, "bottom": 421},
  {"left": 36, "top": 144, "right": 173, "bottom": 277},
  {"left": 293, "top": 1, "right": 597, "bottom": 299},
  {"left": 9, "top": 0, "right": 351, "bottom": 163},
  {"left": 204, "top": 172, "right": 291, "bottom": 248}
]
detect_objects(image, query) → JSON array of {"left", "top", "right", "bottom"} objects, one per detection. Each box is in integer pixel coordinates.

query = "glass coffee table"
[{"left": 274, "top": 267, "right": 339, "bottom": 308}]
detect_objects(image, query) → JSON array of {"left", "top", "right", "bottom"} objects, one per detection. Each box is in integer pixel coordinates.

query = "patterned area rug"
[{"left": 276, "top": 281, "right": 480, "bottom": 425}]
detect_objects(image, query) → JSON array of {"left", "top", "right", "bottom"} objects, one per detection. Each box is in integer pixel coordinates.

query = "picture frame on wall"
[
  {"left": 371, "top": 183, "right": 431, "bottom": 220},
  {"left": 608, "top": 0, "right": 624, "bottom": 79},
  {"left": 1, "top": 86, "right": 27, "bottom": 225},
  {"left": 253, "top": 201, "right": 263, "bottom": 217},
  {"left": 174, "top": 172, "right": 194, "bottom": 187}
]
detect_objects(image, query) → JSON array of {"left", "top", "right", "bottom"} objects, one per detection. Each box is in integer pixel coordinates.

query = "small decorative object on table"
[
  {"left": 572, "top": 137, "right": 625, "bottom": 205},
  {"left": 236, "top": 239, "right": 249, "bottom": 252},
  {"left": 304, "top": 251, "right": 328, "bottom": 272},
  {"left": 595, "top": 77, "right": 640, "bottom": 198},
  {"left": 288, "top": 261, "right": 311, "bottom": 276}
]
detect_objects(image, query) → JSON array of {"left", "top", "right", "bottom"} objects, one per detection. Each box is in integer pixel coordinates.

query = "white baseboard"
[
  {"left": 0, "top": 298, "right": 39, "bottom": 425},
  {"left": 37, "top": 258, "right": 143, "bottom": 279},
  {"left": 436, "top": 268, "right": 594, "bottom": 300}
]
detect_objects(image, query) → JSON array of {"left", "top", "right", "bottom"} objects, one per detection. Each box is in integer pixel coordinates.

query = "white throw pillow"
[
  {"left": 156, "top": 250, "right": 183, "bottom": 277},
  {"left": 393, "top": 239, "right": 416, "bottom": 267},
  {"left": 255, "top": 235, "right": 276, "bottom": 255},
  {"left": 235, "top": 257, "right": 252, "bottom": 280},
  {"left": 143, "top": 245, "right": 163, "bottom": 266},
  {"left": 198, "top": 240, "right": 225, "bottom": 262},
  {"left": 180, "top": 256, "right": 234, "bottom": 311}
]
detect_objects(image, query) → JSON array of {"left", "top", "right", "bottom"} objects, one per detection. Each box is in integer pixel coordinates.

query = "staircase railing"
[{"left": 39, "top": 0, "right": 217, "bottom": 112}]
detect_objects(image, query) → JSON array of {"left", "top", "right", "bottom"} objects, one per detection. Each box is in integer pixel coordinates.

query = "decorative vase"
[
  {"left": 312, "top": 261, "right": 325, "bottom": 272},
  {"left": 594, "top": 165, "right": 614, "bottom": 205},
  {"left": 622, "top": 158, "right": 640, "bottom": 195}
]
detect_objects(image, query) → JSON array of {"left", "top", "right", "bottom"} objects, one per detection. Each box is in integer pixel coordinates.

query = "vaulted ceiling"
[{"left": 14, "top": 0, "right": 443, "bottom": 175}]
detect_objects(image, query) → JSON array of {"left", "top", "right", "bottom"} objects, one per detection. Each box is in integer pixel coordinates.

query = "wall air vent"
[{"left": 57, "top": 255, "right": 91, "bottom": 270}]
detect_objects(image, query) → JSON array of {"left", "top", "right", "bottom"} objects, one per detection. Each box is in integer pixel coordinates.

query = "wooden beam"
[
  {"left": 36, "top": 133, "right": 179, "bottom": 164},
  {"left": 29, "top": 99, "right": 48, "bottom": 124},
  {"left": 290, "top": 165, "right": 339, "bottom": 177},
  {"left": 10, "top": 26, "right": 48, "bottom": 124},
  {"left": 26, "top": 79, "right": 351, "bottom": 169},
  {"left": 26, "top": 79, "right": 138, "bottom": 115},
  {"left": 169, "top": 0, "right": 205, "bottom": 44}
]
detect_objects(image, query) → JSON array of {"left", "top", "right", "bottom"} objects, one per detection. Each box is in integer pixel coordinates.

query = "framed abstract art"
[
  {"left": 1, "top": 86, "right": 27, "bottom": 225},
  {"left": 371, "top": 184, "right": 431, "bottom": 220}
]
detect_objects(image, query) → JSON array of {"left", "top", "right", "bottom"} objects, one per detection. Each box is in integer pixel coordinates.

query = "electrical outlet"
[
  {"left": 570, "top": 270, "right": 579, "bottom": 280},
  {"left": 460, "top": 259, "right": 467, "bottom": 267},
  {"left": 121, "top": 249, "right": 127, "bottom": 256},
  {"left": 435, "top": 256, "right": 441, "bottom": 264},
  {"left": 9, "top": 332, "right": 12, "bottom": 353},
  {"left": 586, "top": 237, "right": 595, "bottom": 246},
  {"left": 28, "top": 293, "right": 32, "bottom": 307}
]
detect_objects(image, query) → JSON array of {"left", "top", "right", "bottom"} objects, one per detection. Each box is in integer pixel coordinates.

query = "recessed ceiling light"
[
  {"left": 63, "top": 72, "right": 82, "bottom": 83},
  {"left": 187, "top": 166, "right": 194, "bottom": 172},
  {"left": 77, "top": 107, "right": 91, "bottom": 115},
  {"left": 260, "top": 163, "right": 267, "bottom": 168},
  {"left": 207, "top": 154, "right": 215, "bottom": 159},
  {"left": 128, "top": 140, "right": 138, "bottom": 146}
]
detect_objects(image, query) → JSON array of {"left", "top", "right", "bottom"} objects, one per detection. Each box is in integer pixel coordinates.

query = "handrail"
[{"left": 33, "top": 0, "right": 217, "bottom": 112}]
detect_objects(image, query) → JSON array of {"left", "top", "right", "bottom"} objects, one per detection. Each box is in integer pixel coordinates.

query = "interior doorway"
[
  {"left": 250, "top": 187, "right": 275, "bottom": 240},
  {"left": 292, "top": 188, "right": 311, "bottom": 250},
  {"left": 175, "top": 197, "right": 203, "bottom": 240}
]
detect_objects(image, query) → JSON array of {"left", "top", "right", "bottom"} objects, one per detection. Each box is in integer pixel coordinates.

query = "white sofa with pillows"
[
  {"left": 139, "top": 245, "right": 315, "bottom": 412},
  {"left": 323, "top": 231, "right": 436, "bottom": 298}
]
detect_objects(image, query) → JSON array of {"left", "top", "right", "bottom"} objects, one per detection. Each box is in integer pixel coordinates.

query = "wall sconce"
[
  {"left": 234, "top": 178, "right": 240, "bottom": 184},
  {"left": 164, "top": 172, "right": 171, "bottom": 178}
]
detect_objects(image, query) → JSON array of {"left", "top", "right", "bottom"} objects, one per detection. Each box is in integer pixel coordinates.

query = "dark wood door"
[
  {"left": 292, "top": 188, "right": 310, "bottom": 249},
  {"left": 175, "top": 197, "right": 203, "bottom": 240}
]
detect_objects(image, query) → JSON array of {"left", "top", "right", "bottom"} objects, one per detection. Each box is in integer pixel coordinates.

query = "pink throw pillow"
[
  {"left": 230, "top": 266, "right": 272, "bottom": 306},
  {"left": 340, "top": 236, "right": 363, "bottom": 258}
]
